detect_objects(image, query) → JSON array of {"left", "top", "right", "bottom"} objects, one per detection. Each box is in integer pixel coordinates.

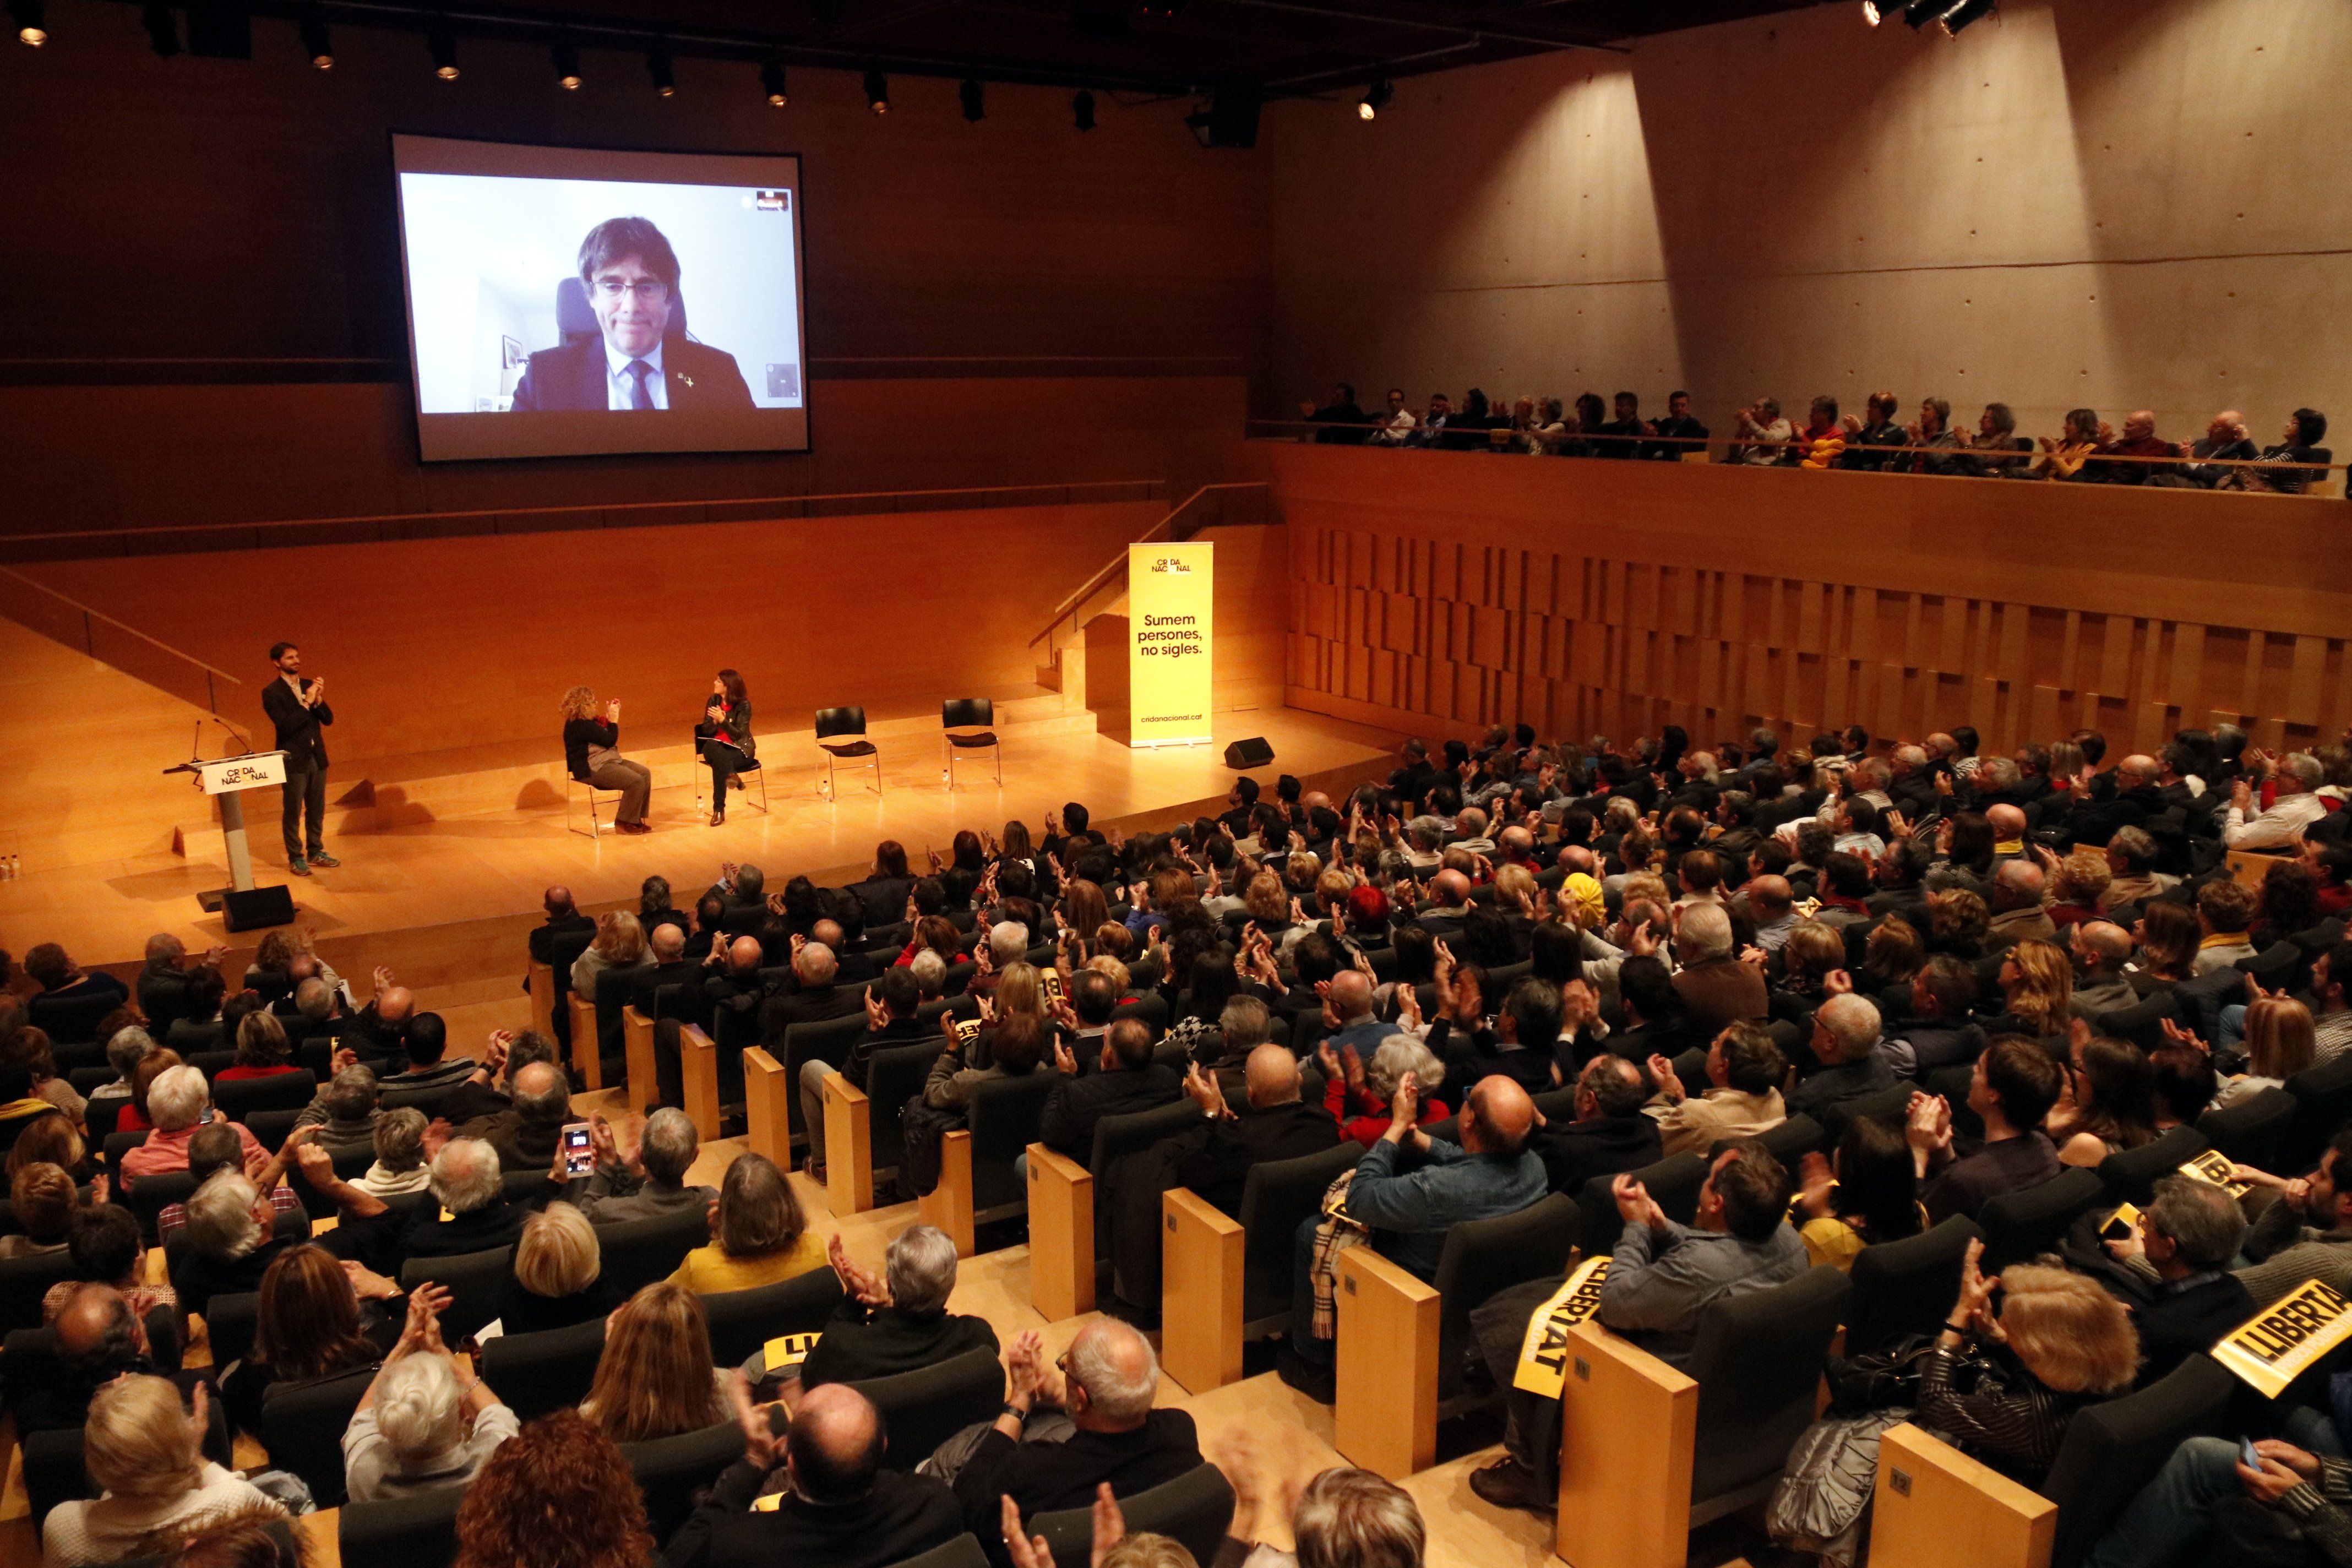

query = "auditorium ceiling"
[{"left": 122, "top": 0, "right": 1842, "bottom": 97}]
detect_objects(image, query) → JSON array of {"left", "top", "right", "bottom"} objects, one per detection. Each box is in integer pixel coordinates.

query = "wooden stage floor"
[{"left": 3, "top": 706, "right": 1402, "bottom": 978}]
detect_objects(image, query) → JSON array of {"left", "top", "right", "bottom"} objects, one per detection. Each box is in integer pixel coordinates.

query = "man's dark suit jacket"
[
  {"left": 1172, "top": 1100, "right": 1340, "bottom": 1216},
  {"left": 527, "top": 913, "right": 595, "bottom": 965},
  {"left": 951, "top": 1409, "right": 1203, "bottom": 1564},
  {"left": 761, "top": 982, "right": 863, "bottom": 1041},
  {"left": 509, "top": 335, "right": 756, "bottom": 411},
  {"left": 663, "top": 1457, "right": 963, "bottom": 1568},
  {"left": 1039, "top": 1064, "right": 1182, "bottom": 1163},
  {"left": 796, "top": 1297, "right": 1000, "bottom": 1391},
  {"left": 1536, "top": 1113, "right": 1662, "bottom": 1195},
  {"left": 262, "top": 675, "right": 333, "bottom": 769}
]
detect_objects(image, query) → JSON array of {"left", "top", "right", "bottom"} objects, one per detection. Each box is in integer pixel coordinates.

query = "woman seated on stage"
[
  {"left": 560, "top": 687, "right": 654, "bottom": 835},
  {"left": 694, "top": 669, "right": 754, "bottom": 827}
]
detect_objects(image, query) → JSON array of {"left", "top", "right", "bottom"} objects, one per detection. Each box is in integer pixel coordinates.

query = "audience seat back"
[
  {"left": 1, "top": 1325, "right": 62, "bottom": 1417},
  {"left": 868, "top": 1041, "right": 949, "bottom": 1177},
  {"left": 593, "top": 966, "right": 638, "bottom": 1063},
  {"left": 595, "top": 1205, "right": 712, "bottom": 1298},
  {"left": 1846, "top": 1215, "right": 1985, "bottom": 1357},
  {"left": 244, "top": 1107, "right": 303, "bottom": 1150},
  {"left": 784, "top": 1014, "right": 874, "bottom": 1140},
  {"left": 27, "top": 991, "right": 119, "bottom": 1046},
  {"left": 1822, "top": 1082, "right": 1915, "bottom": 1147},
  {"left": 880, "top": 1538, "right": 990, "bottom": 1568},
  {"left": 1109, "top": 992, "right": 1169, "bottom": 1040},
  {"left": 2197, "top": 1086, "right": 2297, "bottom": 1173},
  {"left": 621, "top": 1419, "right": 749, "bottom": 1541},
  {"left": 479, "top": 1316, "right": 607, "bottom": 1420},
  {"left": 378, "top": 1080, "right": 460, "bottom": 1121},
  {"left": 258, "top": 1363, "right": 375, "bottom": 1505},
  {"left": 2041, "top": 1351, "right": 2237, "bottom": 1568},
  {"left": 1237, "top": 1140, "right": 1366, "bottom": 1327},
  {"left": 1685, "top": 1262, "right": 1852, "bottom": 1518},
  {"left": 1090, "top": 1098, "right": 1204, "bottom": 1179},
  {"left": 205, "top": 1289, "right": 261, "bottom": 1378},
  {"left": 846, "top": 1344, "right": 1004, "bottom": 1469},
  {"left": 2087, "top": 990, "right": 2181, "bottom": 1053},
  {"left": 338, "top": 1482, "right": 464, "bottom": 1568},
  {"left": 1754, "top": 1114, "right": 1825, "bottom": 1166},
  {"left": 0, "top": 1248, "right": 79, "bottom": 1334},
  {"left": 1575, "top": 1152, "right": 1706, "bottom": 1259},
  {"left": 398, "top": 1245, "right": 513, "bottom": 1344},
  {"left": 1978, "top": 1167, "right": 2104, "bottom": 1273},
  {"left": 213, "top": 1069, "right": 318, "bottom": 1124},
  {"left": 700, "top": 1267, "right": 846, "bottom": 1369},
  {"left": 20, "top": 1425, "right": 91, "bottom": 1527},
  {"left": 968, "top": 1070, "right": 1060, "bottom": 1215},
  {"left": 119, "top": 1168, "right": 198, "bottom": 1246},
  {"left": 2096, "top": 1124, "right": 2211, "bottom": 1208},
  {"left": 2283, "top": 1052, "right": 2352, "bottom": 1171},
  {"left": 1030, "top": 1463, "right": 1235, "bottom": 1568},
  {"left": 1431, "top": 1192, "right": 1580, "bottom": 1400}
]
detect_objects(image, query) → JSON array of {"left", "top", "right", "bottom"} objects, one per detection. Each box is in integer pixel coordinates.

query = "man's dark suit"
[
  {"left": 262, "top": 673, "right": 333, "bottom": 862},
  {"left": 527, "top": 913, "right": 595, "bottom": 966},
  {"left": 1038, "top": 1063, "right": 1181, "bottom": 1163},
  {"left": 509, "top": 335, "right": 756, "bottom": 411},
  {"left": 629, "top": 959, "right": 696, "bottom": 1018}
]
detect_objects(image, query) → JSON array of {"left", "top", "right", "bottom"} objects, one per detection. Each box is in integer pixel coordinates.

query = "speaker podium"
[{"left": 165, "top": 750, "right": 297, "bottom": 931}]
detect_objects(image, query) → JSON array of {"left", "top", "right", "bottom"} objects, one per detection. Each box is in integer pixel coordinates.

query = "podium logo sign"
[
  {"left": 199, "top": 753, "right": 288, "bottom": 794},
  {"left": 1128, "top": 541, "right": 1213, "bottom": 748}
]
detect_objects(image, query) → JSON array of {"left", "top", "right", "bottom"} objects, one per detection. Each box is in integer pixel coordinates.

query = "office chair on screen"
[
  {"left": 940, "top": 698, "right": 1000, "bottom": 790},
  {"left": 815, "top": 707, "right": 881, "bottom": 799}
]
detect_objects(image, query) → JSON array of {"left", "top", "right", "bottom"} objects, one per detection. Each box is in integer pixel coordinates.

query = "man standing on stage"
[{"left": 263, "top": 641, "right": 340, "bottom": 877}]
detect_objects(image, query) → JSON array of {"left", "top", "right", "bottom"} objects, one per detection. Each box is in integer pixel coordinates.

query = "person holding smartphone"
[{"left": 560, "top": 685, "right": 653, "bottom": 834}]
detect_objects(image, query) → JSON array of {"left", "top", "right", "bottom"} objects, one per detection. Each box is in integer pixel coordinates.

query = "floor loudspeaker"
[
  {"left": 221, "top": 885, "right": 297, "bottom": 932},
  {"left": 1223, "top": 737, "right": 1275, "bottom": 770}
]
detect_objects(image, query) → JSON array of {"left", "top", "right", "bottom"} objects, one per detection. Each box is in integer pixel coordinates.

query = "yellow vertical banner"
[{"left": 1128, "top": 541, "right": 1214, "bottom": 748}]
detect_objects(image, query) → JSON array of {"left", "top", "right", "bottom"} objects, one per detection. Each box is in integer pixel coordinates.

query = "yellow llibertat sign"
[
  {"left": 1128, "top": 541, "right": 1214, "bottom": 748},
  {"left": 2213, "top": 1278, "right": 2352, "bottom": 1398}
]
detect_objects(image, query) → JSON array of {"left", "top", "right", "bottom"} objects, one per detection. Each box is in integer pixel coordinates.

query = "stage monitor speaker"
[
  {"left": 1223, "top": 737, "right": 1275, "bottom": 770},
  {"left": 220, "top": 885, "right": 297, "bottom": 932}
]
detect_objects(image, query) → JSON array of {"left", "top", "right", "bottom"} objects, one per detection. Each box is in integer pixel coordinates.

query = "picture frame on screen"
[{"left": 390, "top": 132, "right": 811, "bottom": 463}]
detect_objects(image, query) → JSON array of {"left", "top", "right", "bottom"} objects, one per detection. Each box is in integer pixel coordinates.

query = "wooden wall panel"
[{"left": 1262, "top": 444, "right": 2352, "bottom": 752}]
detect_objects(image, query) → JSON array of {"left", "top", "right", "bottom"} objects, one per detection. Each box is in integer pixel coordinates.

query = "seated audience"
[
  {"left": 669, "top": 1151, "right": 826, "bottom": 1292},
  {"left": 1793, "top": 1116, "right": 1923, "bottom": 1270},
  {"left": 2102, "top": 1175, "right": 2252, "bottom": 1385},
  {"left": 1, "top": 1159, "right": 75, "bottom": 1259},
  {"left": 304, "top": 1135, "right": 526, "bottom": 1270},
  {"left": 1318, "top": 1034, "right": 1449, "bottom": 1147},
  {"left": 292, "top": 1063, "right": 382, "bottom": 1155},
  {"left": 1910, "top": 1037, "right": 2066, "bottom": 1223},
  {"left": 451, "top": 1408, "right": 655, "bottom": 1568},
  {"left": 352, "top": 1106, "right": 431, "bottom": 1197},
  {"left": 1646, "top": 1021, "right": 1787, "bottom": 1157},
  {"left": 456, "top": 1058, "right": 570, "bottom": 1174},
  {"left": 118, "top": 1066, "right": 267, "bottom": 1189},
  {"left": 797, "top": 1227, "right": 997, "bottom": 1389},
  {"left": 1041, "top": 1017, "right": 1183, "bottom": 1160},
  {"left": 220, "top": 1241, "right": 389, "bottom": 1434},
  {"left": 1785, "top": 993, "right": 1894, "bottom": 1120},
  {"left": 86, "top": 1026, "right": 156, "bottom": 1111},
  {"left": 1534, "top": 1053, "right": 1663, "bottom": 1193},
  {"left": 41, "top": 1204, "right": 173, "bottom": 1326},
  {"left": 344, "top": 1282, "right": 519, "bottom": 1501},
  {"left": 1469, "top": 1142, "right": 1808, "bottom": 1509},
  {"left": 41, "top": 1374, "right": 282, "bottom": 1567},
  {"left": 559, "top": 1106, "right": 714, "bottom": 1223},
  {"left": 215, "top": 1012, "right": 298, "bottom": 1082},
  {"left": 507, "top": 1201, "right": 623, "bottom": 1335},
  {"left": 2211, "top": 994, "right": 2315, "bottom": 1108},
  {"left": 581, "top": 1281, "right": 729, "bottom": 1442},
  {"left": 170, "top": 1168, "right": 298, "bottom": 1318}
]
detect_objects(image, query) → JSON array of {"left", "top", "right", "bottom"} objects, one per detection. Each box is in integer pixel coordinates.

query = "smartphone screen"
[
  {"left": 2242, "top": 1438, "right": 2263, "bottom": 1471},
  {"left": 560, "top": 1121, "right": 595, "bottom": 1178}
]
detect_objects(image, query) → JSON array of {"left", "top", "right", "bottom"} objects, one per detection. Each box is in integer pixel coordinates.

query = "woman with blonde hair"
[
  {"left": 993, "top": 961, "right": 1048, "bottom": 1022},
  {"left": 2212, "top": 995, "right": 2318, "bottom": 1108},
  {"left": 215, "top": 1011, "right": 297, "bottom": 1082},
  {"left": 1244, "top": 869, "right": 1291, "bottom": 930},
  {"left": 559, "top": 684, "right": 653, "bottom": 835},
  {"left": 580, "top": 1282, "right": 729, "bottom": 1443},
  {"left": 42, "top": 1374, "right": 283, "bottom": 1566},
  {"left": 1995, "top": 940, "right": 2073, "bottom": 1041},
  {"left": 571, "top": 910, "right": 650, "bottom": 994},
  {"left": 668, "top": 1152, "right": 825, "bottom": 1292},
  {"left": 509, "top": 1201, "right": 620, "bottom": 1334}
]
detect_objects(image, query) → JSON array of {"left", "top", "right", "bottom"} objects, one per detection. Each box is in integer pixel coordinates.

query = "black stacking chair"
[
  {"left": 28, "top": 990, "right": 119, "bottom": 1046},
  {"left": 205, "top": 1289, "right": 262, "bottom": 1375},
  {"left": 815, "top": 705, "right": 881, "bottom": 798},
  {"left": 884, "top": 1539, "right": 991, "bottom": 1568},
  {"left": 1755, "top": 1113, "right": 1825, "bottom": 1165},
  {"left": 941, "top": 698, "right": 1001, "bottom": 790}
]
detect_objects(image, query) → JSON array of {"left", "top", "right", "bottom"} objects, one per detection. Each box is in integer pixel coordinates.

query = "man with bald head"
[
  {"left": 628, "top": 919, "right": 694, "bottom": 1020},
  {"left": 1469, "top": 1139, "right": 1808, "bottom": 1509},
  {"left": 1104, "top": 1042, "right": 1339, "bottom": 1317},
  {"left": 1321, "top": 968, "right": 1390, "bottom": 1059},
  {"left": 18, "top": 1284, "right": 228, "bottom": 1458},
  {"left": 1281, "top": 1072, "right": 1545, "bottom": 1396},
  {"left": 2148, "top": 407, "right": 2257, "bottom": 489},
  {"left": 666, "top": 1379, "right": 963, "bottom": 1568},
  {"left": 2063, "top": 754, "right": 2166, "bottom": 849},
  {"left": 2095, "top": 407, "right": 2175, "bottom": 484},
  {"left": 458, "top": 1058, "right": 572, "bottom": 1173},
  {"left": 1743, "top": 874, "right": 1797, "bottom": 953},
  {"left": 761, "top": 938, "right": 862, "bottom": 1039},
  {"left": 1984, "top": 858, "right": 2057, "bottom": 951},
  {"left": 696, "top": 934, "right": 766, "bottom": 1037},
  {"left": 2070, "top": 920, "right": 2138, "bottom": 1019},
  {"left": 1415, "top": 868, "right": 1475, "bottom": 942},
  {"left": 527, "top": 885, "right": 594, "bottom": 966},
  {"left": 1985, "top": 804, "right": 2030, "bottom": 862},
  {"left": 347, "top": 967, "right": 419, "bottom": 1062},
  {"left": 941, "top": 1318, "right": 1202, "bottom": 1556}
]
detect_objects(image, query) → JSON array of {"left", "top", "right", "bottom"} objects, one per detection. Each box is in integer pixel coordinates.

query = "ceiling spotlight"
[
  {"left": 10, "top": 0, "right": 46, "bottom": 47},
  {"left": 1861, "top": 0, "right": 1884, "bottom": 21},
  {"left": 298, "top": 8, "right": 331, "bottom": 69},
  {"left": 1894, "top": 0, "right": 1942, "bottom": 25},
  {"left": 1072, "top": 89, "right": 1095, "bottom": 130},
  {"left": 761, "top": 58, "right": 787, "bottom": 106},
  {"left": 959, "top": 76, "right": 984, "bottom": 122},
  {"left": 427, "top": 20, "right": 459, "bottom": 79},
  {"left": 1358, "top": 78, "right": 1392, "bottom": 120},
  {"left": 143, "top": 1, "right": 181, "bottom": 56},
  {"left": 864, "top": 68, "right": 888, "bottom": 114},
  {"left": 646, "top": 45, "right": 674, "bottom": 96},
  {"left": 1936, "top": 0, "right": 1995, "bottom": 34},
  {"left": 551, "top": 32, "right": 581, "bottom": 90}
]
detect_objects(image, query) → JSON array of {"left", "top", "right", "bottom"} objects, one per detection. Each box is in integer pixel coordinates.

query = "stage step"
[{"left": 168, "top": 685, "right": 1092, "bottom": 854}]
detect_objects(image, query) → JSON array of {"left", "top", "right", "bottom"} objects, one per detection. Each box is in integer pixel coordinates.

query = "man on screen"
[{"left": 509, "top": 215, "right": 755, "bottom": 412}]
